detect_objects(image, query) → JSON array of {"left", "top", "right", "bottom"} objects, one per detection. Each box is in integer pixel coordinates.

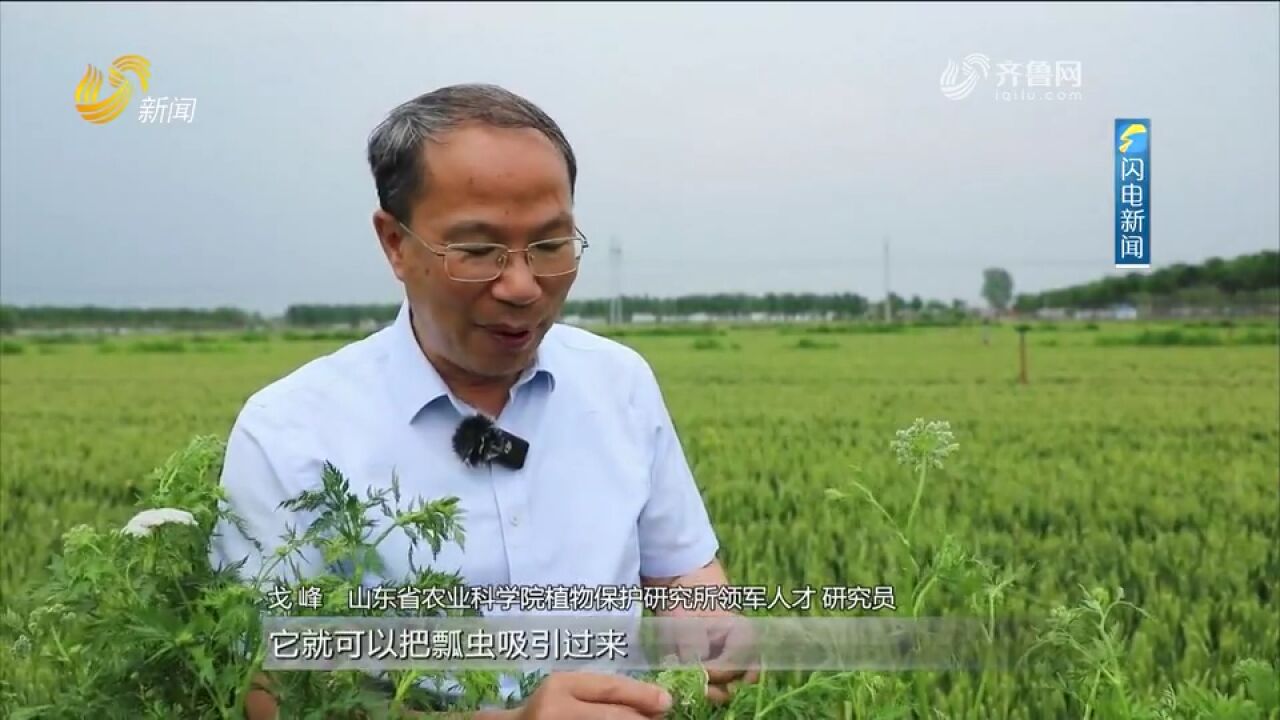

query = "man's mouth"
[{"left": 481, "top": 324, "right": 536, "bottom": 351}]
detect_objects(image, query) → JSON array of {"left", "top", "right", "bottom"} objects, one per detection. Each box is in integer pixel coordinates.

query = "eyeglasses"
[{"left": 399, "top": 222, "right": 590, "bottom": 282}]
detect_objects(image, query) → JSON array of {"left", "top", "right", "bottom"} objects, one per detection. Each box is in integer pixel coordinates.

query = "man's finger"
[
  {"left": 708, "top": 620, "right": 759, "bottom": 668},
  {"left": 589, "top": 704, "right": 666, "bottom": 720},
  {"left": 704, "top": 666, "right": 743, "bottom": 686},
  {"left": 703, "top": 663, "right": 762, "bottom": 688},
  {"left": 721, "top": 617, "right": 759, "bottom": 658},
  {"left": 566, "top": 673, "right": 674, "bottom": 715},
  {"left": 704, "top": 683, "right": 731, "bottom": 706},
  {"left": 673, "top": 621, "right": 710, "bottom": 663}
]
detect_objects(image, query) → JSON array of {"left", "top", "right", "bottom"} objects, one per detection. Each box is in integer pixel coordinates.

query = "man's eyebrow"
[
  {"left": 532, "top": 212, "right": 575, "bottom": 237},
  {"left": 441, "top": 214, "right": 575, "bottom": 243},
  {"left": 441, "top": 221, "right": 502, "bottom": 243}
]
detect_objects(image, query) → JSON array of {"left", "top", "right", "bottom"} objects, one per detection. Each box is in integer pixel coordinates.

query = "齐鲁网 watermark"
[{"left": 940, "top": 53, "right": 1083, "bottom": 103}]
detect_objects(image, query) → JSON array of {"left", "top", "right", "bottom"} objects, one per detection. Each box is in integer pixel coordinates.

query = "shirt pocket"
[{"left": 528, "top": 409, "right": 651, "bottom": 587}]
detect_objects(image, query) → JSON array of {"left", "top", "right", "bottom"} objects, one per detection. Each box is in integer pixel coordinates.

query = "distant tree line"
[
  {"left": 563, "top": 293, "right": 880, "bottom": 319},
  {"left": 0, "top": 305, "right": 260, "bottom": 333},
  {"left": 284, "top": 304, "right": 399, "bottom": 328},
  {"left": 0, "top": 295, "right": 966, "bottom": 332},
  {"left": 2, "top": 251, "right": 1273, "bottom": 332},
  {"left": 1013, "top": 251, "right": 1279, "bottom": 312},
  {"left": 282, "top": 294, "right": 943, "bottom": 326}
]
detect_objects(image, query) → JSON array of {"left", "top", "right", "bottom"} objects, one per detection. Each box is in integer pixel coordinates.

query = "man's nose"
[{"left": 490, "top": 252, "right": 542, "bottom": 305}]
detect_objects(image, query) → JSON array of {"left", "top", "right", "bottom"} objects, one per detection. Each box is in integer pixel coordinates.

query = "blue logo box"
[{"left": 1115, "top": 119, "right": 1151, "bottom": 268}]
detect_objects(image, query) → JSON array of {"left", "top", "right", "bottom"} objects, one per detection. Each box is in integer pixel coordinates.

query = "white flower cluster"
[
  {"left": 120, "top": 507, "right": 197, "bottom": 538},
  {"left": 890, "top": 418, "right": 959, "bottom": 471}
]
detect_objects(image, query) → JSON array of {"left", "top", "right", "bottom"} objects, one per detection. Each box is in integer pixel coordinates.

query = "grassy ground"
[{"left": 1, "top": 321, "right": 1277, "bottom": 717}]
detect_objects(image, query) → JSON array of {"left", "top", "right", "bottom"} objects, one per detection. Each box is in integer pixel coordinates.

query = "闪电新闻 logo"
[
  {"left": 74, "top": 54, "right": 150, "bottom": 124},
  {"left": 1117, "top": 122, "right": 1148, "bottom": 154}
]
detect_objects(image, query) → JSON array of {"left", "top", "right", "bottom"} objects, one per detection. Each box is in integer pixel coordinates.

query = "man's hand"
[
  {"left": 643, "top": 558, "right": 761, "bottom": 705},
  {"left": 250, "top": 672, "right": 671, "bottom": 720},
  {"left": 479, "top": 672, "right": 672, "bottom": 720},
  {"left": 246, "top": 673, "right": 277, "bottom": 720},
  {"left": 663, "top": 610, "right": 761, "bottom": 704},
  {"left": 702, "top": 616, "right": 760, "bottom": 705}
]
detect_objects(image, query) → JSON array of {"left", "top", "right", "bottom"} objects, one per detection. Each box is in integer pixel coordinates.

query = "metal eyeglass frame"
[{"left": 398, "top": 221, "right": 590, "bottom": 282}]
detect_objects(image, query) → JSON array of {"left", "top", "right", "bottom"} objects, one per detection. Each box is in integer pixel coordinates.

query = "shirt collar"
[{"left": 386, "top": 299, "right": 556, "bottom": 425}]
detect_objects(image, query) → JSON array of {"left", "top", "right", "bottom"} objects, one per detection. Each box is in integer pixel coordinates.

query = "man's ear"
[{"left": 373, "top": 210, "right": 410, "bottom": 283}]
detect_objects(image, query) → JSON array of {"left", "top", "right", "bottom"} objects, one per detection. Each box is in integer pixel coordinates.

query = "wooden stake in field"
[{"left": 1016, "top": 324, "right": 1030, "bottom": 384}]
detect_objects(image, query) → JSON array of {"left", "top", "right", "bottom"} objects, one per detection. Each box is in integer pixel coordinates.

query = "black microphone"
[{"left": 452, "top": 414, "right": 529, "bottom": 470}]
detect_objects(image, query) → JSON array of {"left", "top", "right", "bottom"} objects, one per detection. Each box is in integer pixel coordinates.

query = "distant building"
[
  {"left": 1035, "top": 308, "right": 1069, "bottom": 320},
  {"left": 1061, "top": 305, "right": 1139, "bottom": 321}
]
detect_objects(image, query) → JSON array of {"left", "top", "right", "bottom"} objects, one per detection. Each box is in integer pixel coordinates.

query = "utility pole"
[
  {"left": 883, "top": 236, "right": 892, "bottom": 323},
  {"left": 609, "top": 236, "right": 623, "bottom": 325}
]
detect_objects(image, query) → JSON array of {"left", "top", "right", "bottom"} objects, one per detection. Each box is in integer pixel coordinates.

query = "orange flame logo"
[{"left": 74, "top": 55, "right": 150, "bottom": 124}]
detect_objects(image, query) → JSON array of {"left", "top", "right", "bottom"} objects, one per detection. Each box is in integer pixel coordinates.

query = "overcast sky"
[{"left": 2, "top": 2, "right": 1277, "bottom": 315}]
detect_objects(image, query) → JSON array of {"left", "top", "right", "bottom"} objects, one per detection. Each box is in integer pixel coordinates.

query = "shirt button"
[{"left": 510, "top": 516, "right": 519, "bottom": 527}]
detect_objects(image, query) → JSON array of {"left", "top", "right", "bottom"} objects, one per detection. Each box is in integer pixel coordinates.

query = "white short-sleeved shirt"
[{"left": 209, "top": 299, "right": 719, "bottom": 697}]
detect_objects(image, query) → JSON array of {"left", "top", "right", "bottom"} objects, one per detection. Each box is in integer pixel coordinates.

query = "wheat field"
[{"left": 1, "top": 321, "right": 1276, "bottom": 718}]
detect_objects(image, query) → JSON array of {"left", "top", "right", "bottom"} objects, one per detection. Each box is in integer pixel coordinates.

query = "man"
[{"left": 211, "top": 84, "right": 752, "bottom": 719}]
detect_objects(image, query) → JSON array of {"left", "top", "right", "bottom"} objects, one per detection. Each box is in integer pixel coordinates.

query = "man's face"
[{"left": 375, "top": 123, "right": 578, "bottom": 381}]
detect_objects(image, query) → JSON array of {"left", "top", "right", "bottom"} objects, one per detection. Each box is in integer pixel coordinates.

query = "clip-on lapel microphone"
[{"left": 451, "top": 414, "right": 529, "bottom": 470}]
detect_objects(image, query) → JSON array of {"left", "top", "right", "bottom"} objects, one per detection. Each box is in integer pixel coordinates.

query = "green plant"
[
  {"left": 1021, "top": 589, "right": 1279, "bottom": 720},
  {"left": 692, "top": 338, "right": 737, "bottom": 351},
  {"left": 1, "top": 437, "right": 503, "bottom": 719},
  {"left": 793, "top": 338, "right": 838, "bottom": 350},
  {"left": 128, "top": 339, "right": 188, "bottom": 353}
]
